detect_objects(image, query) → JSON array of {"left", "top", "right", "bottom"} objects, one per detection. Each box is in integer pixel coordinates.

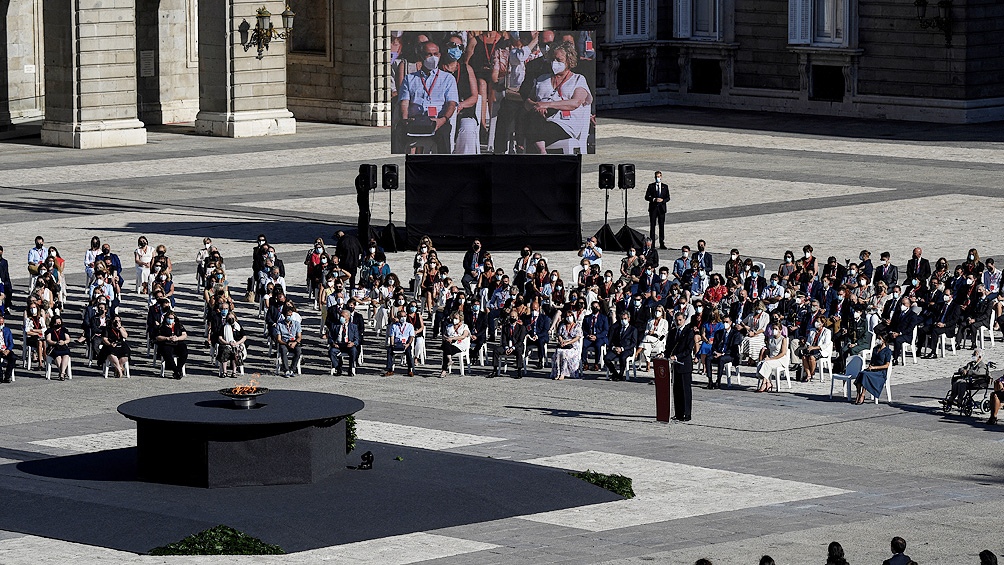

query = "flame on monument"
[{"left": 230, "top": 375, "right": 260, "bottom": 395}]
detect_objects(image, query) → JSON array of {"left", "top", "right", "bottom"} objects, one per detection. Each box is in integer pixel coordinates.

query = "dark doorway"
[
  {"left": 690, "top": 59, "right": 722, "bottom": 95},
  {"left": 811, "top": 65, "right": 845, "bottom": 102},
  {"left": 617, "top": 57, "right": 648, "bottom": 95}
]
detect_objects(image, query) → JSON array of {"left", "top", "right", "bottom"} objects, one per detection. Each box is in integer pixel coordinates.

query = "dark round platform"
[{"left": 118, "top": 391, "right": 364, "bottom": 488}]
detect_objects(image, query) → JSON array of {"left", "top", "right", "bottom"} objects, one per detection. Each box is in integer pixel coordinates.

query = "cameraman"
[{"left": 578, "top": 236, "right": 602, "bottom": 268}]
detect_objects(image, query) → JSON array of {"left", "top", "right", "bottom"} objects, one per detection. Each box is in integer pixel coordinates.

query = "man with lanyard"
[
  {"left": 27, "top": 235, "right": 46, "bottom": 277},
  {"left": 273, "top": 304, "right": 302, "bottom": 378},
  {"left": 384, "top": 312, "right": 416, "bottom": 377},
  {"left": 399, "top": 41, "right": 459, "bottom": 155}
]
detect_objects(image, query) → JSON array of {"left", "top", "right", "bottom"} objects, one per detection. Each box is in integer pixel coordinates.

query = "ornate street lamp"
[{"left": 241, "top": 5, "right": 296, "bottom": 60}]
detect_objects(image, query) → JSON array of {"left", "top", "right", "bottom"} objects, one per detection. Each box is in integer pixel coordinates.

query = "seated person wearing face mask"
[
  {"left": 581, "top": 301, "right": 609, "bottom": 371},
  {"left": 523, "top": 41, "right": 591, "bottom": 154},
  {"left": 440, "top": 313, "right": 471, "bottom": 377},
  {"left": 398, "top": 41, "right": 459, "bottom": 154},
  {"left": 384, "top": 312, "right": 416, "bottom": 377},
  {"left": 155, "top": 310, "right": 188, "bottom": 379},
  {"left": 524, "top": 300, "right": 552, "bottom": 369},
  {"left": 605, "top": 312, "right": 638, "bottom": 381},
  {"left": 706, "top": 316, "right": 741, "bottom": 389},
  {"left": 329, "top": 308, "right": 360, "bottom": 376},
  {"left": 491, "top": 311, "right": 527, "bottom": 379}
]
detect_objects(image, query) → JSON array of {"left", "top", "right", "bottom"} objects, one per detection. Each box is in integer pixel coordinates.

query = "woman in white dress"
[
  {"left": 440, "top": 314, "right": 470, "bottom": 377},
  {"left": 84, "top": 236, "right": 101, "bottom": 287},
  {"left": 551, "top": 310, "right": 583, "bottom": 380},
  {"left": 755, "top": 322, "right": 789, "bottom": 392},
  {"left": 134, "top": 236, "right": 153, "bottom": 294},
  {"left": 636, "top": 305, "right": 668, "bottom": 372}
]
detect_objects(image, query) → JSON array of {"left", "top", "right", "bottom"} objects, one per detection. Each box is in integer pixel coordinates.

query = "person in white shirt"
[
  {"left": 801, "top": 318, "right": 833, "bottom": 381},
  {"left": 524, "top": 40, "right": 592, "bottom": 153},
  {"left": 440, "top": 314, "right": 471, "bottom": 377}
]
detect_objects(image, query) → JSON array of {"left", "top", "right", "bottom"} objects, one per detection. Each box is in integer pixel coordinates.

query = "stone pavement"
[{"left": 0, "top": 108, "right": 1003, "bottom": 564}]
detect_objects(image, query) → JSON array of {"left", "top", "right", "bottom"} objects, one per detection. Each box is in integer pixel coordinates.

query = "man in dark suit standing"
[
  {"left": 334, "top": 230, "right": 364, "bottom": 289},
  {"left": 491, "top": 311, "right": 527, "bottom": 378},
  {"left": 605, "top": 311, "right": 638, "bottom": 381},
  {"left": 0, "top": 246, "right": 12, "bottom": 313},
  {"left": 644, "top": 171, "right": 670, "bottom": 249},
  {"left": 461, "top": 239, "right": 484, "bottom": 295},
  {"left": 706, "top": 316, "right": 741, "bottom": 389},
  {"left": 906, "top": 247, "right": 932, "bottom": 285},
  {"left": 666, "top": 312, "right": 695, "bottom": 420}
]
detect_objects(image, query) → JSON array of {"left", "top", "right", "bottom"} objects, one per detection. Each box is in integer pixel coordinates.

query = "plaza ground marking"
[{"left": 521, "top": 451, "right": 851, "bottom": 532}]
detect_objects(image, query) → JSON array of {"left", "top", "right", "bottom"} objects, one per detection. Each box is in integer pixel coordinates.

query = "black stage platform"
[
  {"left": 118, "top": 391, "right": 364, "bottom": 488},
  {"left": 3, "top": 439, "right": 620, "bottom": 554}
]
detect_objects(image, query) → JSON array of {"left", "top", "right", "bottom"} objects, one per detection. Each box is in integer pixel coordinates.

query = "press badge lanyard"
[
  {"left": 552, "top": 73, "right": 571, "bottom": 99},
  {"left": 420, "top": 70, "right": 439, "bottom": 99}
]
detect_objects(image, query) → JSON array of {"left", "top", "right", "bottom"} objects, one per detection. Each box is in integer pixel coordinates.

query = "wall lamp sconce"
[
  {"left": 573, "top": 0, "right": 607, "bottom": 29},
  {"left": 914, "top": 0, "right": 952, "bottom": 48},
  {"left": 240, "top": 5, "right": 295, "bottom": 59}
]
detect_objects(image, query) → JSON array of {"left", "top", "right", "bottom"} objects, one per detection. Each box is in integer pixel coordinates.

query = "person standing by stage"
[
  {"left": 645, "top": 171, "right": 670, "bottom": 249},
  {"left": 666, "top": 311, "right": 695, "bottom": 421}
]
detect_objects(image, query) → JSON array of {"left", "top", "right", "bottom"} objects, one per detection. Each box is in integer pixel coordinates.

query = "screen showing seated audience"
[{"left": 389, "top": 30, "right": 596, "bottom": 156}]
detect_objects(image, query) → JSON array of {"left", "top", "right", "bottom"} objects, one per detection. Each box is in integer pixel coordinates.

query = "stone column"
[
  {"left": 135, "top": 0, "right": 200, "bottom": 124},
  {"left": 40, "top": 0, "right": 147, "bottom": 149},
  {"left": 195, "top": 0, "right": 295, "bottom": 137}
]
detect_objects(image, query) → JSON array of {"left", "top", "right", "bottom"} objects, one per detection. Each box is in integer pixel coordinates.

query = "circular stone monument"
[{"left": 118, "top": 390, "right": 364, "bottom": 488}]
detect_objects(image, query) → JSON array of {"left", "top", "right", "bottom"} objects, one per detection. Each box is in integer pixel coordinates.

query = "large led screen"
[{"left": 389, "top": 31, "right": 596, "bottom": 155}]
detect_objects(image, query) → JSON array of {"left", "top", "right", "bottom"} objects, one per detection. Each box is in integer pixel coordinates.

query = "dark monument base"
[{"left": 118, "top": 391, "right": 364, "bottom": 488}]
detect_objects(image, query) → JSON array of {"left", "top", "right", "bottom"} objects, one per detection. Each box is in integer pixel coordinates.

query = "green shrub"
[
  {"left": 569, "top": 469, "right": 636, "bottom": 499},
  {"left": 148, "top": 525, "right": 284, "bottom": 556}
]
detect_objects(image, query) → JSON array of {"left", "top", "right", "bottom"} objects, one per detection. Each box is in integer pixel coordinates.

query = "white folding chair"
[
  {"left": 979, "top": 310, "right": 997, "bottom": 349},
  {"left": 830, "top": 355, "right": 864, "bottom": 400},
  {"left": 159, "top": 358, "right": 187, "bottom": 378},
  {"left": 938, "top": 333, "right": 958, "bottom": 357},
  {"left": 899, "top": 326, "right": 918, "bottom": 365},
  {"left": 274, "top": 347, "right": 302, "bottom": 376},
  {"left": 446, "top": 349, "right": 470, "bottom": 376},
  {"left": 770, "top": 364, "right": 792, "bottom": 390},
  {"left": 724, "top": 362, "right": 741, "bottom": 387},
  {"left": 866, "top": 363, "right": 893, "bottom": 404},
  {"left": 103, "top": 358, "right": 131, "bottom": 379},
  {"left": 815, "top": 354, "right": 833, "bottom": 382},
  {"left": 414, "top": 336, "right": 427, "bottom": 365},
  {"left": 44, "top": 356, "right": 73, "bottom": 380}
]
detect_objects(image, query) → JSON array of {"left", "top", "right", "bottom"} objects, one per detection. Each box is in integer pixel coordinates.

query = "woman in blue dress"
[{"left": 854, "top": 333, "right": 892, "bottom": 404}]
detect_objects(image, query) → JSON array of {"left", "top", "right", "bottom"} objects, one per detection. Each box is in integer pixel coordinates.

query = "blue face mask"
[{"left": 447, "top": 46, "right": 463, "bottom": 60}]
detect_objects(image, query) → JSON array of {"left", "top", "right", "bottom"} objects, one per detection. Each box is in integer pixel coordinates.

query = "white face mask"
[
  {"left": 423, "top": 55, "right": 439, "bottom": 70},
  {"left": 551, "top": 60, "right": 566, "bottom": 75},
  {"left": 204, "top": 243, "right": 211, "bottom": 249},
  {"left": 805, "top": 252, "right": 811, "bottom": 259}
]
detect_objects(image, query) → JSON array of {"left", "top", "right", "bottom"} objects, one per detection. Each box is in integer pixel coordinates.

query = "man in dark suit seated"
[
  {"left": 328, "top": 308, "right": 361, "bottom": 375},
  {"left": 888, "top": 296, "right": 919, "bottom": 364},
  {"left": 666, "top": 312, "right": 695, "bottom": 421},
  {"left": 523, "top": 304, "right": 552, "bottom": 369},
  {"left": 604, "top": 311, "right": 638, "bottom": 381},
  {"left": 959, "top": 284, "right": 993, "bottom": 349},
  {"left": 706, "top": 316, "right": 741, "bottom": 389},
  {"left": 464, "top": 303, "right": 489, "bottom": 364},
  {"left": 491, "top": 311, "right": 527, "bottom": 379},
  {"left": 922, "top": 287, "right": 961, "bottom": 358},
  {"left": 581, "top": 301, "right": 609, "bottom": 371}
]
